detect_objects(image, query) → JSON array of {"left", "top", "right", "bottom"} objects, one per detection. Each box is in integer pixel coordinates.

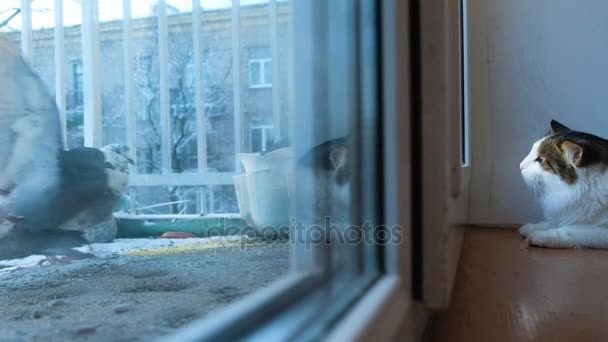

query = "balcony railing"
[{"left": 15, "top": 0, "right": 285, "bottom": 215}]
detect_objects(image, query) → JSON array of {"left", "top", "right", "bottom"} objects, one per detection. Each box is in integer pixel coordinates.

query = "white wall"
[{"left": 467, "top": 0, "right": 608, "bottom": 224}]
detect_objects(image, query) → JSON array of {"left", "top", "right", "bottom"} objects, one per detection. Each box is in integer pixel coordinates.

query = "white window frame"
[
  {"left": 248, "top": 57, "right": 273, "bottom": 89},
  {"left": 167, "top": 0, "right": 419, "bottom": 340},
  {"left": 332, "top": 0, "right": 470, "bottom": 337}
]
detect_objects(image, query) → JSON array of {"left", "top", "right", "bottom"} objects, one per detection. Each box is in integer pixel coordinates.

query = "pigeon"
[{"left": 0, "top": 35, "right": 134, "bottom": 261}]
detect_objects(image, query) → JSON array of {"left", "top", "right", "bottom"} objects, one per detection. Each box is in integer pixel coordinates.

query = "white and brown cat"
[{"left": 520, "top": 120, "right": 608, "bottom": 249}]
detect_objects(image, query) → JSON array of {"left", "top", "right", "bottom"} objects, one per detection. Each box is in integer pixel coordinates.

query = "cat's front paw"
[
  {"left": 519, "top": 222, "right": 550, "bottom": 238},
  {"left": 527, "top": 229, "right": 580, "bottom": 249}
]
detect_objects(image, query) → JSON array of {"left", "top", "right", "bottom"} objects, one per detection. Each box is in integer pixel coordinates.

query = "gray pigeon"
[{"left": 0, "top": 35, "right": 134, "bottom": 260}]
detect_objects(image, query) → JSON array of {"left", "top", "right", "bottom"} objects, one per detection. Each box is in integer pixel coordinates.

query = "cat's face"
[
  {"left": 520, "top": 120, "right": 608, "bottom": 192},
  {"left": 299, "top": 136, "right": 351, "bottom": 224}
]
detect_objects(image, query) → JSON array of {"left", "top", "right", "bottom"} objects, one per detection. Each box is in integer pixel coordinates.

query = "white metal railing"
[
  {"left": 54, "top": 0, "right": 67, "bottom": 146},
  {"left": 157, "top": 0, "right": 172, "bottom": 174},
  {"left": 16, "top": 0, "right": 283, "bottom": 213},
  {"left": 269, "top": 0, "right": 281, "bottom": 140},
  {"left": 123, "top": 0, "right": 136, "bottom": 164},
  {"left": 81, "top": 0, "right": 103, "bottom": 147},
  {"left": 19, "top": 0, "right": 32, "bottom": 61},
  {"left": 231, "top": 0, "right": 242, "bottom": 173},
  {"left": 192, "top": 0, "right": 208, "bottom": 173}
]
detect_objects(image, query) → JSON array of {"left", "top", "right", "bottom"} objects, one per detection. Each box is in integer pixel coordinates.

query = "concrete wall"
[{"left": 467, "top": 0, "right": 608, "bottom": 224}]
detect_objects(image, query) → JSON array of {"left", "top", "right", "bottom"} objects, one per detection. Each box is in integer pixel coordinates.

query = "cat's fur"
[
  {"left": 299, "top": 136, "right": 351, "bottom": 225},
  {"left": 520, "top": 120, "right": 608, "bottom": 248},
  {"left": 298, "top": 137, "right": 355, "bottom": 272}
]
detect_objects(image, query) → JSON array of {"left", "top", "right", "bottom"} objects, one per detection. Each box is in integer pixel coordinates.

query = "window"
[
  {"left": 71, "top": 61, "right": 83, "bottom": 108},
  {"left": 249, "top": 124, "right": 274, "bottom": 153},
  {"left": 0, "top": 0, "right": 432, "bottom": 340},
  {"left": 248, "top": 47, "right": 272, "bottom": 88}
]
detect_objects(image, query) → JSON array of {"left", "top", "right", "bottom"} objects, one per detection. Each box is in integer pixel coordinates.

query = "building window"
[
  {"left": 72, "top": 61, "right": 83, "bottom": 107},
  {"left": 249, "top": 125, "right": 274, "bottom": 153},
  {"left": 248, "top": 47, "right": 272, "bottom": 88}
]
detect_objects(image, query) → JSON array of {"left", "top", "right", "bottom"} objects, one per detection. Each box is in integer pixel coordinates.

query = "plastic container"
[{"left": 233, "top": 147, "right": 293, "bottom": 228}]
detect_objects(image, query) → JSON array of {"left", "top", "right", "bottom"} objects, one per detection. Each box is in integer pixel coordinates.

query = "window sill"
[
  {"left": 326, "top": 275, "right": 430, "bottom": 341},
  {"left": 248, "top": 85, "right": 273, "bottom": 90}
]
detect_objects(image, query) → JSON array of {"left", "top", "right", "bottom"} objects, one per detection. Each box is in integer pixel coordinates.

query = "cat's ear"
[
  {"left": 561, "top": 141, "right": 584, "bottom": 166},
  {"left": 329, "top": 146, "right": 349, "bottom": 171},
  {"left": 551, "top": 120, "right": 571, "bottom": 134}
]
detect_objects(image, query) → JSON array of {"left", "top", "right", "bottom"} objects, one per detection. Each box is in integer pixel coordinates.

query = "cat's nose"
[{"left": 520, "top": 162, "right": 526, "bottom": 170}]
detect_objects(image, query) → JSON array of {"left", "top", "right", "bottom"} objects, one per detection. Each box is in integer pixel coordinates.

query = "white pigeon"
[{"left": 0, "top": 35, "right": 134, "bottom": 260}]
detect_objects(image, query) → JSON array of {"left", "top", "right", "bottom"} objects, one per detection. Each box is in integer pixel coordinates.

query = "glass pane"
[
  {"left": 250, "top": 127, "right": 262, "bottom": 152},
  {"left": 249, "top": 61, "right": 261, "bottom": 86},
  {"left": 0, "top": 0, "right": 383, "bottom": 339},
  {"left": 264, "top": 60, "right": 272, "bottom": 85},
  {"left": 245, "top": 0, "right": 382, "bottom": 338}
]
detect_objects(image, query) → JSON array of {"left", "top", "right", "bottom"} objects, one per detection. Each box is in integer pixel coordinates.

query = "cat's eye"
[{"left": 535, "top": 157, "right": 544, "bottom": 163}]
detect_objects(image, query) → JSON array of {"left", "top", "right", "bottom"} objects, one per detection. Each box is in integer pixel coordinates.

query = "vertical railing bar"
[
  {"left": 124, "top": 0, "right": 137, "bottom": 215},
  {"left": 158, "top": 0, "right": 172, "bottom": 174},
  {"left": 20, "top": 0, "right": 32, "bottom": 63},
  {"left": 193, "top": 1, "right": 208, "bottom": 215},
  {"left": 269, "top": 0, "right": 281, "bottom": 141},
  {"left": 54, "top": 0, "right": 67, "bottom": 147},
  {"left": 193, "top": 0, "right": 208, "bottom": 173},
  {"left": 231, "top": 0, "right": 242, "bottom": 172},
  {"left": 123, "top": 0, "right": 137, "bottom": 167},
  {"left": 81, "top": 0, "right": 102, "bottom": 147}
]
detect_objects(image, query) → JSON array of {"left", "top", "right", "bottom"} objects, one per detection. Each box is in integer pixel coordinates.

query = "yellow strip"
[{"left": 123, "top": 240, "right": 266, "bottom": 256}]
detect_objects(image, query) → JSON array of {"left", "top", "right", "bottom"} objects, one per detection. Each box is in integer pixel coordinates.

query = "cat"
[
  {"left": 520, "top": 119, "right": 608, "bottom": 249},
  {"left": 298, "top": 136, "right": 351, "bottom": 226},
  {"left": 298, "top": 136, "right": 356, "bottom": 272}
]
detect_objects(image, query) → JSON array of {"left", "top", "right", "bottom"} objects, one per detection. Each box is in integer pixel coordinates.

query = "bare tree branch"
[
  {"left": 0, "top": 8, "right": 20, "bottom": 29},
  {"left": 0, "top": 0, "right": 43, "bottom": 29}
]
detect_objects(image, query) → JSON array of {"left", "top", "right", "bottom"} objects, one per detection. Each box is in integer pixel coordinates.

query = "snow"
[{"left": 0, "top": 235, "right": 244, "bottom": 274}]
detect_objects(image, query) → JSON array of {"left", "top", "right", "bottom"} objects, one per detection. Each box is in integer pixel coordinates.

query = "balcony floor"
[{"left": 0, "top": 239, "right": 288, "bottom": 341}]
